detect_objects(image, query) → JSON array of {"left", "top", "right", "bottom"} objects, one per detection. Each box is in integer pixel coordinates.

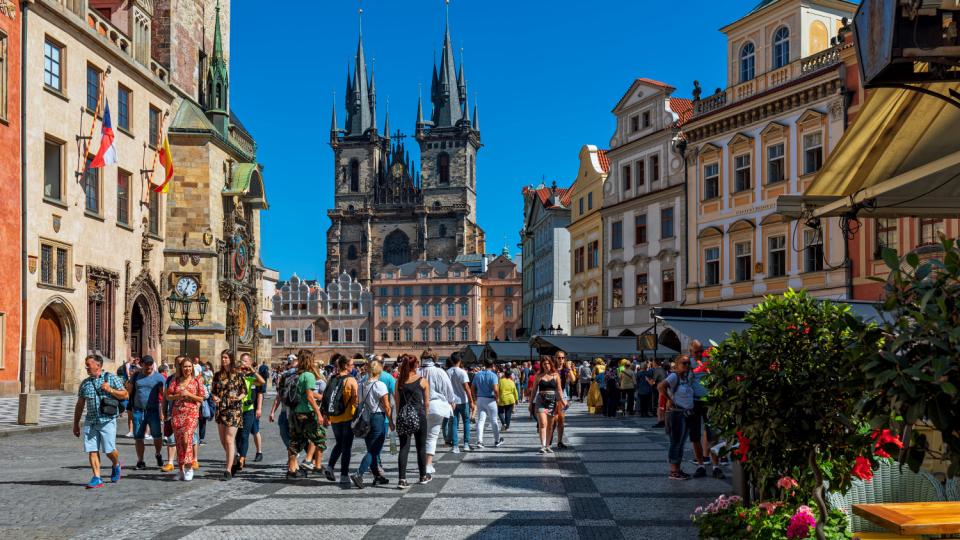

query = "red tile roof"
[
  {"left": 596, "top": 149, "right": 611, "bottom": 173},
  {"left": 637, "top": 77, "right": 672, "bottom": 89},
  {"left": 523, "top": 186, "right": 572, "bottom": 209},
  {"left": 670, "top": 98, "right": 694, "bottom": 126}
]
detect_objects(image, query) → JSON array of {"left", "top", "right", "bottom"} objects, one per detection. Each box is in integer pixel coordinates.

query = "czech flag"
[
  {"left": 90, "top": 102, "right": 118, "bottom": 168},
  {"left": 153, "top": 136, "right": 174, "bottom": 193}
]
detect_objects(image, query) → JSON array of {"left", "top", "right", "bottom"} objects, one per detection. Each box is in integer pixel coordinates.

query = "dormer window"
[
  {"left": 739, "top": 42, "right": 756, "bottom": 82},
  {"left": 629, "top": 115, "right": 639, "bottom": 133},
  {"left": 772, "top": 26, "right": 790, "bottom": 69},
  {"left": 642, "top": 111, "right": 651, "bottom": 128}
]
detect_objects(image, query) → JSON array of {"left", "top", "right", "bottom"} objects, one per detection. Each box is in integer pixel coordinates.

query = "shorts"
[
  {"left": 688, "top": 401, "right": 708, "bottom": 442},
  {"left": 83, "top": 418, "right": 117, "bottom": 454},
  {"left": 132, "top": 409, "right": 162, "bottom": 441},
  {"left": 288, "top": 410, "right": 327, "bottom": 455},
  {"left": 535, "top": 391, "right": 558, "bottom": 416},
  {"left": 250, "top": 416, "right": 260, "bottom": 435}
]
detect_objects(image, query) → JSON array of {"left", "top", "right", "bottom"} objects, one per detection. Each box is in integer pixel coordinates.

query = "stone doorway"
[{"left": 35, "top": 308, "right": 63, "bottom": 391}]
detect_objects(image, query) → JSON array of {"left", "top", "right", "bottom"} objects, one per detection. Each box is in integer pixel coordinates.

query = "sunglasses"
[{"left": 679, "top": 361, "right": 691, "bottom": 366}]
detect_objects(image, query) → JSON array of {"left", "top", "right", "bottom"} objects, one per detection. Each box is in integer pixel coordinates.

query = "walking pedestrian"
[
  {"left": 376, "top": 355, "right": 397, "bottom": 471},
  {"left": 350, "top": 360, "right": 393, "bottom": 488},
  {"left": 496, "top": 370, "right": 518, "bottom": 431},
  {"left": 211, "top": 349, "right": 246, "bottom": 480},
  {"left": 323, "top": 354, "right": 359, "bottom": 483},
  {"left": 199, "top": 361, "right": 214, "bottom": 445},
  {"left": 658, "top": 354, "right": 695, "bottom": 480},
  {"left": 118, "top": 356, "right": 136, "bottom": 437},
  {"left": 620, "top": 359, "right": 636, "bottom": 415},
  {"left": 270, "top": 355, "right": 298, "bottom": 450},
  {"left": 472, "top": 358, "right": 503, "bottom": 448},
  {"left": 528, "top": 356, "right": 564, "bottom": 454},
  {"left": 577, "top": 360, "right": 591, "bottom": 403},
  {"left": 165, "top": 357, "right": 206, "bottom": 481},
  {"left": 253, "top": 360, "right": 271, "bottom": 461},
  {"left": 284, "top": 350, "right": 327, "bottom": 480},
  {"left": 587, "top": 358, "right": 605, "bottom": 414},
  {"left": 603, "top": 359, "right": 621, "bottom": 418},
  {"left": 72, "top": 354, "right": 128, "bottom": 488},
  {"left": 233, "top": 353, "right": 266, "bottom": 474},
  {"left": 551, "top": 352, "right": 575, "bottom": 449},
  {"left": 445, "top": 353, "right": 474, "bottom": 453},
  {"left": 126, "top": 355, "right": 165, "bottom": 470},
  {"left": 418, "top": 349, "right": 456, "bottom": 474},
  {"left": 395, "top": 355, "right": 430, "bottom": 488},
  {"left": 653, "top": 359, "right": 670, "bottom": 428},
  {"left": 636, "top": 360, "right": 656, "bottom": 417}
]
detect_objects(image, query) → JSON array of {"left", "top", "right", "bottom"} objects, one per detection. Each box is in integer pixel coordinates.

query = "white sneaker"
[
  {"left": 462, "top": 445, "right": 471, "bottom": 452},
  {"left": 452, "top": 446, "right": 461, "bottom": 454},
  {"left": 124, "top": 431, "right": 134, "bottom": 438},
  {"left": 184, "top": 468, "right": 194, "bottom": 481},
  {"left": 144, "top": 434, "right": 153, "bottom": 441},
  {"left": 426, "top": 464, "right": 436, "bottom": 475}
]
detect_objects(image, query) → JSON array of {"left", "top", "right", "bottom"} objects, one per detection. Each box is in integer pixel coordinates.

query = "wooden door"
[{"left": 36, "top": 310, "right": 63, "bottom": 391}]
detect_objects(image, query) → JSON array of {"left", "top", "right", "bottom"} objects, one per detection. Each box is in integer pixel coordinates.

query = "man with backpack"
[{"left": 271, "top": 355, "right": 299, "bottom": 449}]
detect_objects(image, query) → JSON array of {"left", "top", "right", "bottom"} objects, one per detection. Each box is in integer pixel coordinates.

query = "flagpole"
[
  {"left": 148, "top": 109, "right": 170, "bottom": 192},
  {"left": 79, "top": 66, "right": 110, "bottom": 181}
]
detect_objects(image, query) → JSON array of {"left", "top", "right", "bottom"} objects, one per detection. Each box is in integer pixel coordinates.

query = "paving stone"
[
  {"left": 422, "top": 496, "right": 572, "bottom": 520},
  {"left": 441, "top": 475, "right": 566, "bottom": 495},
  {"left": 406, "top": 525, "right": 580, "bottom": 539}
]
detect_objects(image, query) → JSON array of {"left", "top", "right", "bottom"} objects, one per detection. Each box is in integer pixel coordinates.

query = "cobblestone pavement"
[
  {"left": 0, "top": 397, "right": 729, "bottom": 539},
  {"left": 0, "top": 394, "right": 75, "bottom": 436}
]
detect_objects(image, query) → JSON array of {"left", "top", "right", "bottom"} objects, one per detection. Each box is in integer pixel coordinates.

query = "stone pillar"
[{"left": 18, "top": 393, "right": 39, "bottom": 425}]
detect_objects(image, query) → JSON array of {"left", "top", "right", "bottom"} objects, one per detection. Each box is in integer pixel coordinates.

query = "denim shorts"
[
  {"left": 132, "top": 409, "right": 162, "bottom": 440},
  {"left": 83, "top": 418, "right": 117, "bottom": 454}
]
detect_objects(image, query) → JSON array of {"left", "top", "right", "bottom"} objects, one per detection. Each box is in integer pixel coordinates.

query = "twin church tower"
[{"left": 326, "top": 11, "right": 486, "bottom": 285}]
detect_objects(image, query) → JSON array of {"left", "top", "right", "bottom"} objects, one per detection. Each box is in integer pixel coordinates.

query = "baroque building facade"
[
  {"left": 325, "top": 19, "right": 484, "bottom": 286},
  {"left": 520, "top": 184, "right": 571, "bottom": 337},
  {"left": 23, "top": 0, "right": 174, "bottom": 393},
  {"left": 683, "top": 0, "right": 857, "bottom": 309},
  {"left": 567, "top": 146, "right": 609, "bottom": 337},
  {"left": 271, "top": 273, "right": 372, "bottom": 362},
  {"left": 0, "top": 0, "right": 20, "bottom": 395},
  {"left": 602, "top": 79, "right": 689, "bottom": 337}
]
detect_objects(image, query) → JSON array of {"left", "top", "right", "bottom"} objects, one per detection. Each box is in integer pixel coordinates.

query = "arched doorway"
[
  {"left": 125, "top": 273, "right": 163, "bottom": 361},
  {"left": 130, "top": 300, "right": 145, "bottom": 360},
  {"left": 36, "top": 308, "right": 63, "bottom": 391}
]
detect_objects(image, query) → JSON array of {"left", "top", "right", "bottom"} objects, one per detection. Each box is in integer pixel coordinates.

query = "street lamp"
[
  {"left": 650, "top": 307, "right": 658, "bottom": 358},
  {"left": 168, "top": 291, "right": 208, "bottom": 356}
]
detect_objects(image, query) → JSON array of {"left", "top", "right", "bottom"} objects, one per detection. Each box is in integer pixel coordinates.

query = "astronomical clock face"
[
  {"left": 236, "top": 298, "right": 253, "bottom": 344},
  {"left": 232, "top": 236, "right": 248, "bottom": 282}
]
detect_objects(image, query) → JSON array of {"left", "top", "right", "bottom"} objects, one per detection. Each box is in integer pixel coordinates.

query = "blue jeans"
[
  {"left": 357, "top": 413, "right": 386, "bottom": 476},
  {"left": 328, "top": 421, "right": 355, "bottom": 476},
  {"left": 278, "top": 410, "right": 290, "bottom": 449},
  {"left": 667, "top": 410, "right": 691, "bottom": 465},
  {"left": 448, "top": 403, "right": 471, "bottom": 447},
  {"left": 235, "top": 409, "right": 255, "bottom": 459}
]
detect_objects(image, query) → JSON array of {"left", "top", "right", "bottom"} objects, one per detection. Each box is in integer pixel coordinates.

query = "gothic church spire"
[{"left": 345, "top": 10, "right": 375, "bottom": 137}]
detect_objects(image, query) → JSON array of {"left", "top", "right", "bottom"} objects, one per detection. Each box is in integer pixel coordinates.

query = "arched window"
[
  {"left": 347, "top": 245, "right": 358, "bottom": 260},
  {"left": 772, "top": 27, "right": 790, "bottom": 69},
  {"left": 739, "top": 42, "right": 756, "bottom": 83},
  {"left": 215, "top": 84, "right": 222, "bottom": 109},
  {"left": 383, "top": 229, "right": 411, "bottom": 266},
  {"left": 438, "top": 153, "right": 450, "bottom": 184},
  {"left": 349, "top": 160, "right": 360, "bottom": 192},
  {"left": 809, "top": 21, "right": 829, "bottom": 54}
]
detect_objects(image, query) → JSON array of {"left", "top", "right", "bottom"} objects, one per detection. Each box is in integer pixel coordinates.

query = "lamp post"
[
  {"left": 650, "top": 307, "right": 658, "bottom": 359},
  {"left": 168, "top": 291, "right": 209, "bottom": 356}
]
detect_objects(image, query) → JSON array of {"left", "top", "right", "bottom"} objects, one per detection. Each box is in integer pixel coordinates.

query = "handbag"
[
  {"left": 351, "top": 381, "right": 372, "bottom": 437},
  {"left": 97, "top": 375, "right": 124, "bottom": 417},
  {"left": 201, "top": 398, "right": 213, "bottom": 420}
]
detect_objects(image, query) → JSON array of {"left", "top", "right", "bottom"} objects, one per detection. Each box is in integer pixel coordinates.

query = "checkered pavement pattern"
[
  {"left": 0, "top": 395, "right": 76, "bottom": 435},
  {"left": 77, "top": 402, "right": 730, "bottom": 540}
]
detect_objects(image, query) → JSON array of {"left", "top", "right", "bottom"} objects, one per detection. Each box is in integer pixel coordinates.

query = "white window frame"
[
  {"left": 734, "top": 241, "right": 752, "bottom": 282},
  {"left": 704, "top": 246, "right": 721, "bottom": 286},
  {"left": 802, "top": 131, "right": 824, "bottom": 175}
]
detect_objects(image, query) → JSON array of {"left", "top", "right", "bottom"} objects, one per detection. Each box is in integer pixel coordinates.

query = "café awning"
[
  {"left": 527, "top": 335, "right": 641, "bottom": 359},
  {"left": 483, "top": 341, "right": 536, "bottom": 363},
  {"left": 777, "top": 83, "right": 960, "bottom": 219}
]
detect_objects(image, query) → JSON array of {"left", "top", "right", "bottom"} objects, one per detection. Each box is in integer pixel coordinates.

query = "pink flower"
[
  {"left": 777, "top": 476, "right": 799, "bottom": 490},
  {"left": 758, "top": 501, "right": 782, "bottom": 516},
  {"left": 786, "top": 506, "right": 817, "bottom": 539}
]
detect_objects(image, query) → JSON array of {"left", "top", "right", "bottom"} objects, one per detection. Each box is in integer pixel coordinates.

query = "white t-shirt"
[
  {"left": 447, "top": 367, "right": 470, "bottom": 405},
  {"left": 361, "top": 380, "right": 388, "bottom": 414}
]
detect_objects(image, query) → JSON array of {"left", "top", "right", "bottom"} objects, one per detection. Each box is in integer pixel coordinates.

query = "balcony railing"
[{"left": 692, "top": 45, "right": 844, "bottom": 117}]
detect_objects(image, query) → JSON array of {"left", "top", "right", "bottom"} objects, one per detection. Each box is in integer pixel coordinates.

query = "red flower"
[
  {"left": 786, "top": 324, "right": 798, "bottom": 331},
  {"left": 802, "top": 327, "right": 811, "bottom": 335},
  {"left": 694, "top": 361, "right": 710, "bottom": 374},
  {"left": 733, "top": 431, "right": 750, "bottom": 463},
  {"left": 735, "top": 375, "right": 744, "bottom": 382},
  {"left": 769, "top": 361, "right": 780, "bottom": 371},
  {"left": 871, "top": 429, "right": 904, "bottom": 458},
  {"left": 852, "top": 456, "right": 873, "bottom": 480}
]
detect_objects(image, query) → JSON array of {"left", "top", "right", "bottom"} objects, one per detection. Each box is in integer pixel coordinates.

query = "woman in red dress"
[{"left": 166, "top": 357, "right": 206, "bottom": 481}]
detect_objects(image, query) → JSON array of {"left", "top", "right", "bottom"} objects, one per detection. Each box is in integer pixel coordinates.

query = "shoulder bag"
[{"left": 351, "top": 381, "right": 372, "bottom": 437}]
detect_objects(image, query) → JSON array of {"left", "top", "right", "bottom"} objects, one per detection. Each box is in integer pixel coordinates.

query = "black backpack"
[
  {"left": 320, "top": 375, "right": 347, "bottom": 417},
  {"left": 278, "top": 371, "right": 301, "bottom": 409}
]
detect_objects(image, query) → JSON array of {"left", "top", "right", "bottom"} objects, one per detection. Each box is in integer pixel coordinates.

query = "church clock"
[{"left": 232, "top": 236, "right": 249, "bottom": 282}]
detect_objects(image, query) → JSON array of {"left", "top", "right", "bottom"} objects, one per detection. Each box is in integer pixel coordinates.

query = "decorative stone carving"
[
  {"left": 180, "top": 254, "right": 189, "bottom": 266},
  {"left": 124, "top": 269, "right": 164, "bottom": 345},
  {"left": 141, "top": 231, "right": 154, "bottom": 266},
  {"left": 28, "top": 255, "right": 37, "bottom": 274},
  {"left": 191, "top": 254, "right": 200, "bottom": 266},
  {"left": 0, "top": 0, "right": 15, "bottom": 19},
  {"left": 86, "top": 266, "right": 120, "bottom": 303},
  {"left": 828, "top": 99, "right": 844, "bottom": 121},
  {"left": 52, "top": 215, "right": 61, "bottom": 233},
  {"left": 75, "top": 265, "right": 84, "bottom": 283}
]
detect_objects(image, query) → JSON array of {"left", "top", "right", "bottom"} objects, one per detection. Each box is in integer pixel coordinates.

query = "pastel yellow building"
[
  {"left": 683, "top": 0, "right": 856, "bottom": 309},
  {"left": 568, "top": 145, "right": 609, "bottom": 336}
]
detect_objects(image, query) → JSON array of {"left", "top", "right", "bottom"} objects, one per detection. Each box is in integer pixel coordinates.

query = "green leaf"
[
  {"left": 882, "top": 248, "right": 901, "bottom": 271},
  {"left": 906, "top": 252, "right": 920, "bottom": 268}
]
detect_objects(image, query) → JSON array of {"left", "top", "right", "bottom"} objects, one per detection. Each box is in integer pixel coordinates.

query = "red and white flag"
[{"left": 90, "top": 102, "right": 118, "bottom": 168}]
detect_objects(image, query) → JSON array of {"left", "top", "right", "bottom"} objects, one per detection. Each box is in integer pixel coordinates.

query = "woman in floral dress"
[
  {"left": 166, "top": 357, "right": 206, "bottom": 481},
  {"left": 211, "top": 349, "right": 246, "bottom": 480}
]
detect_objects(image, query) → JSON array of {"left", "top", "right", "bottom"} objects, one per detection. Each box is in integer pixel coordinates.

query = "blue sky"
[{"left": 230, "top": 0, "right": 762, "bottom": 281}]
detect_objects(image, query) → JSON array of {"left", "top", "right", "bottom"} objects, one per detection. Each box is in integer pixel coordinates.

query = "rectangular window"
[
  {"left": 44, "top": 139, "right": 63, "bottom": 201},
  {"left": 117, "top": 85, "right": 131, "bottom": 130},
  {"left": 379, "top": 328, "right": 388, "bottom": 342},
  {"left": 291, "top": 329, "right": 299, "bottom": 343},
  {"left": 379, "top": 305, "right": 387, "bottom": 317},
  {"left": 117, "top": 170, "right": 131, "bottom": 225},
  {"left": 461, "top": 326, "right": 469, "bottom": 341},
  {"left": 486, "top": 304, "right": 493, "bottom": 317},
  {"left": 587, "top": 241, "right": 599, "bottom": 270},
  {"left": 505, "top": 303, "right": 513, "bottom": 317},
  {"left": 578, "top": 198, "right": 583, "bottom": 215},
  {"left": 919, "top": 217, "right": 945, "bottom": 246},
  {"left": 40, "top": 244, "right": 52, "bottom": 285},
  {"left": 704, "top": 247, "right": 721, "bottom": 286},
  {"left": 149, "top": 106, "right": 160, "bottom": 147},
  {"left": 421, "top": 286, "right": 430, "bottom": 296},
  {"left": 86, "top": 64, "right": 102, "bottom": 112},
  {"left": 630, "top": 115, "right": 639, "bottom": 132},
  {"left": 634, "top": 214, "right": 647, "bottom": 244},
  {"left": 586, "top": 297, "right": 598, "bottom": 325},
  {"left": 767, "top": 143, "right": 785, "bottom": 184},
  {"left": 379, "top": 287, "right": 388, "bottom": 296},
  {"left": 404, "top": 286, "right": 414, "bottom": 296},
  {"left": 460, "top": 302, "right": 468, "bottom": 316},
  {"left": 405, "top": 304, "right": 413, "bottom": 317},
  {"left": 421, "top": 327, "right": 429, "bottom": 341},
  {"left": 447, "top": 302, "right": 455, "bottom": 316},
  {"left": 390, "top": 327, "right": 399, "bottom": 342},
  {"left": 704, "top": 162, "right": 720, "bottom": 200},
  {"left": 662, "top": 269, "right": 676, "bottom": 303},
  {"left": 874, "top": 218, "right": 897, "bottom": 259},
  {"left": 642, "top": 111, "right": 651, "bottom": 128},
  {"left": 768, "top": 235, "right": 787, "bottom": 277},
  {"left": 359, "top": 328, "right": 367, "bottom": 342},
  {"left": 660, "top": 207, "right": 674, "bottom": 239},
  {"left": 304, "top": 329, "right": 313, "bottom": 343},
  {"left": 611, "top": 221, "right": 623, "bottom": 249},
  {"left": 87, "top": 277, "right": 115, "bottom": 359},
  {"left": 636, "top": 273, "right": 648, "bottom": 305},
  {"left": 573, "top": 300, "right": 584, "bottom": 327},
  {"left": 574, "top": 247, "right": 585, "bottom": 274},
  {"left": 459, "top": 285, "right": 470, "bottom": 295},
  {"left": 421, "top": 304, "right": 429, "bottom": 317},
  {"left": 446, "top": 284, "right": 455, "bottom": 295},
  {"left": 343, "top": 328, "right": 352, "bottom": 342},
  {"left": 403, "top": 327, "right": 412, "bottom": 341},
  {"left": 735, "top": 241, "right": 752, "bottom": 282},
  {"left": 734, "top": 154, "right": 752, "bottom": 192},
  {"left": 149, "top": 190, "right": 160, "bottom": 235},
  {"left": 505, "top": 287, "right": 514, "bottom": 296},
  {"left": 275, "top": 329, "right": 284, "bottom": 344},
  {"left": 611, "top": 277, "right": 623, "bottom": 308},
  {"left": 393, "top": 287, "right": 401, "bottom": 296},
  {"left": 433, "top": 327, "right": 441, "bottom": 343},
  {"left": 330, "top": 329, "right": 339, "bottom": 343},
  {"left": 637, "top": 158, "right": 646, "bottom": 186},
  {"left": 622, "top": 165, "right": 631, "bottom": 191},
  {"left": 392, "top": 305, "right": 400, "bottom": 317},
  {"left": 650, "top": 154, "right": 660, "bottom": 181},
  {"left": 433, "top": 304, "right": 441, "bottom": 316},
  {"left": 433, "top": 285, "right": 442, "bottom": 295},
  {"left": 83, "top": 157, "right": 100, "bottom": 214},
  {"left": 803, "top": 132, "right": 823, "bottom": 175},
  {"left": 803, "top": 230, "right": 824, "bottom": 272},
  {"left": 587, "top": 192, "right": 593, "bottom": 210},
  {"left": 43, "top": 39, "right": 63, "bottom": 92},
  {"left": 56, "top": 247, "right": 68, "bottom": 286},
  {"left": 447, "top": 326, "right": 456, "bottom": 342}
]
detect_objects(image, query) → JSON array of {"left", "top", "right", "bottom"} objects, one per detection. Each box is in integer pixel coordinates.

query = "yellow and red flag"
[{"left": 153, "top": 137, "right": 174, "bottom": 193}]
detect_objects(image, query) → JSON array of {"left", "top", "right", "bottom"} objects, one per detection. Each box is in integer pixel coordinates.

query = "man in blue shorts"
[{"left": 73, "top": 355, "right": 128, "bottom": 489}]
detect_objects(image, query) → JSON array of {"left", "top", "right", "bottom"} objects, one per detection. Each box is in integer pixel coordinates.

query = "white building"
[
  {"left": 520, "top": 184, "right": 571, "bottom": 337},
  {"left": 601, "top": 79, "right": 691, "bottom": 336}
]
